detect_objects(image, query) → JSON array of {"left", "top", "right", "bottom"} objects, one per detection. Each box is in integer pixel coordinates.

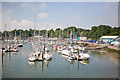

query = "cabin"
[
  {"left": 77, "top": 37, "right": 87, "bottom": 41},
  {"left": 100, "top": 36, "right": 119, "bottom": 43}
]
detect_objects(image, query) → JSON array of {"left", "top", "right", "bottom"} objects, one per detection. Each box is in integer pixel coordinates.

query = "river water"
[{"left": 0, "top": 40, "right": 118, "bottom": 78}]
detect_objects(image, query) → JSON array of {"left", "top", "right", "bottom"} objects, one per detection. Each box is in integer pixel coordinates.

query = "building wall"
[
  {"left": 79, "top": 37, "right": 87, "bottom": 41},
  {"left": 100, "top": 38, "right": 116, "bottom": 43}
]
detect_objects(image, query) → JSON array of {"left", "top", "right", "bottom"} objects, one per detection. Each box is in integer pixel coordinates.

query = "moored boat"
[
  {"left": 28, "top": 53, "right": 38, "bottom": 62},
  {"left": 44, "top": 50, "right": 52, "bottom": 61},
  {"left": 61, "top": 48, "right": 70, "bottom": 56},
  {"left": 67, "top": 53, "right": 75, "bottom": 60}
]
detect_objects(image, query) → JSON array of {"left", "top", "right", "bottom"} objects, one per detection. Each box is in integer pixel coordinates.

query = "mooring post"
[
  {"left": 2, "top": 44, "right": 3, "bottom": 56},
  {"left": 77, "top": 49, "right": 79, "bottom": 60},
  {"left": 2, "top": 44, "right": 4, "bottom": 71},
  {"left": 42, "top": 44, "right": 45, "bottom": 59}
]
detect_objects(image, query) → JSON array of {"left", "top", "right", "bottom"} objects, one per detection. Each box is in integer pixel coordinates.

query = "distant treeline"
[{"left": 0, "top": 25, "right": 120, "bottom": 40}]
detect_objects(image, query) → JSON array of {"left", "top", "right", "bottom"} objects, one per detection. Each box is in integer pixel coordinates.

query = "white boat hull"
[{"left": 62, "top": 50, "right": 70, "bottom": 56}]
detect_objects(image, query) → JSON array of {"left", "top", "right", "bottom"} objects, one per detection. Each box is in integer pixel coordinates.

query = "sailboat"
[
  {"left": 12, "top": 30, "right": 18, "bottom": 52},
  {"left": 61, "top": 25, "right": 70, "bottom": 56},
  {"left": 44, "top": 29, "right": 52, "bottom": 60},
  {"left": 3, "top": 24, "right": 13, "bottom": 52},
  {"left": 28, "top": 53, "right": 38, "bottom": 61},
  {"left": 44, "top": 50, "right": 52, "bottom": 60},
  {"left": 17, "top": 30, "right": 23, "bottom": 47},
  {"left": 76, "top": 50, "right": 90, "bottom": 60}
]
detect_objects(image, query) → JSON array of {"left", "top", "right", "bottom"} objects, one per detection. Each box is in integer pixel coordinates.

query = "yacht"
[
  {"left": 44, "top": 50, "right": 52, "bottom": 61},
  {"left": 62, "top": 48, "right": 70, "bottom": 56},
  {"left": 28, "top": 53, "right": 38, "bottom": 62}
]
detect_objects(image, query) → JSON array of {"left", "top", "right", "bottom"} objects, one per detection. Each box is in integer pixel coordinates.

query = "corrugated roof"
[{"left": 100, "top": 36, "right": 119, "bottom": 39}]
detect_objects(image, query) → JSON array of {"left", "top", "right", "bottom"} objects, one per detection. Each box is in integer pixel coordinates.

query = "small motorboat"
[
  {"left": 79, "top": 53, "right": 90, "bottom": 59},
  {"left": 62, "top": 48, "right": 70, "bottom": 56},
  {"left": 61, "top": 54, "right": 68, "bottom": 58},
  {"left": 28, "top": 53, "right": 38, "bottom": 62},
  {"left": 44, "top": 50, "right": 52, "bottom": 61},
  {"left": 17, "top": 44, "right": 23, "bottom": 47},
  {"left": 4, "top": 46, "right": 13, "bottom": 52},
  {"left": 36, "top": 51, "right": 44, "bottom": 61},
  {"left": 58, "top": 48, "right": 62, "bottom": 53},
  {"left": 57, "top": 46, "right": 62, "bottom": 53},
  {"left": 76, "top": 52, "right": 90, "bottom": 60},
  {"left": 71, "top": 48, "right": 78, "bottom": 53},
  {"left": 78, "top": 47, "right": 85, "bottom": 51},
  {"left": 69, "top": 45, "right": 73, "bottom": 49},
  {"left": 67, "top": 54, "right": 75, "bottom": 60},
  {"left": 12, "top": 46, "right": 18, "bottom": 52}
]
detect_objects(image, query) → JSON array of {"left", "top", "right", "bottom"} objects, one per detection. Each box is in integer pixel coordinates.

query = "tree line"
[{"left": 0, "top": 25, "right": 120, "bottom": 40}]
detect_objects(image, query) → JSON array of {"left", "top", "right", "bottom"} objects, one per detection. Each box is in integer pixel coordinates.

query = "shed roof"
[{"left": 100, "top": 36, "right": 119, "bottom": 39}]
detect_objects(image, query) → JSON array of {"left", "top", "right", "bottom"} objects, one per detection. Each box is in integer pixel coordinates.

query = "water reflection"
[
  {"left": 44, "top": 59, "right": 52, "bottom": 67},
  {"left": 79, "top": 60, "right": 90, "bottom": 65},
  {"left": 61, "top": 53, "right": 90, "bottom": 65},
  {"left": 61, "top": 55, "right": 68, "bottom": 58},
  {"left": 8, "top": 52, "right": 11, "bottom": 61},
  {"left": 28, "top": 61, "right": 37, "bottom": 67},
  {"left": 1, "top": 41, "right": 118, "bottom": 78},
  {"left": 2, "top": 54, "right": 3, "bottom": 72},
  {"left": 105, "top": 51, "right": 118, "bottom": 64},
  {"left": 67, "top": 59, "right": 75, "bottom": 64},
  {"left": 28, "top": 59, "right": 52, "bottom": 72},
  {"left": 89, "top": 50, "right": 106, "bottom": 57},
  {"left": 11, "top": 52, "right": 17, "bottom": 55}
]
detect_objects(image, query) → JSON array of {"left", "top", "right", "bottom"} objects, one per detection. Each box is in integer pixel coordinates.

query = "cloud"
[
  {"left": 20, "top": 3, "right": 34, "bottom": 9},
  {"left": 20, "top": 2, "right": 47, "bottom": 10},
  {"left": 40, "top": 3, "right": 47, "bottom": 9},
  {"left": 2, "top": 9, "right": 13, "bottom": 31},
  {"left": 2, "top": 18, "right": 65, "bottom": 31},
  {"left": 35, "top": 23, "right": 65, "bottom": 31},
  {"left": 10, "top": 19, "right": 33, "bottom": 30},
  {"left": 37, "top": 12, "right": 48, "bottom": 18}
]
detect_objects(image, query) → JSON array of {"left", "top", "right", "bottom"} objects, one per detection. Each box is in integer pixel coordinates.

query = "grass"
[{"left": 107, "top": 48, "right": 120, "bottom": 53}]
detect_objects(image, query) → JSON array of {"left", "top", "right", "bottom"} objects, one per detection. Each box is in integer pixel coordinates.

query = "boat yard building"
[
  {"left": 100, "top": 36, "right": 119, "bottom": 43},
  {"left": 77, "top": 37, "right": 87, "bottom": 41}
]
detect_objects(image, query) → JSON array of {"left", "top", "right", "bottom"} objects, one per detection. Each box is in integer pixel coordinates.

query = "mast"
[
  {"left": 70, "top": 30, "right": 72, "bottom": 43},
  {"left": 34, "top": 15, "right": 36, "bottom": 37},
  {"left": 20, "top": 30, "right": 21, "bottom": 40},
  {"left": 67, "top": 24, "right": 68, "bottom": 46},
  {"left": 14, "top": 29, "right": 17, "bottom": 44},
  {"left": 46, "top": 26, "right": 48, "bottom": 48},
  {"left": 5, "top": 24, "right": 7, "bottom": 41}
]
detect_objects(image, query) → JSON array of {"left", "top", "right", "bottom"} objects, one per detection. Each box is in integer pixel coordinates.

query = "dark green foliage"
[{"left": 0, "top": 25, "right": 120, "bottom": 40}]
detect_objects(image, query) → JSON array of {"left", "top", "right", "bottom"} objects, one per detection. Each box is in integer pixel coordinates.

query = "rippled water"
[{"left": 0, "top": 40, "right": 118, "bottom": 78}]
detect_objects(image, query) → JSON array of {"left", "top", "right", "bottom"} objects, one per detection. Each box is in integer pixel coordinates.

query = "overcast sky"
[{"left": 1, "top": 2, "right": 118, "bottom": 31}]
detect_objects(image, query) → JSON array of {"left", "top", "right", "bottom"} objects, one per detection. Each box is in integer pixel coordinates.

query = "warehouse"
[{"left": 100, "top": 36, "right": 119, "bottom": 43}]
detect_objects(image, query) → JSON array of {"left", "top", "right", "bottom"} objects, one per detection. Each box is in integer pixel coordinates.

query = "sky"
[{"left": 1, "top": 1, "right": 118, "bottom": 31}]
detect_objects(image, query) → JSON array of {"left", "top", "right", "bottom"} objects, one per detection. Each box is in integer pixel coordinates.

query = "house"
[{"left": 100, "top": 36, "right": 119, "bottom": 43}]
